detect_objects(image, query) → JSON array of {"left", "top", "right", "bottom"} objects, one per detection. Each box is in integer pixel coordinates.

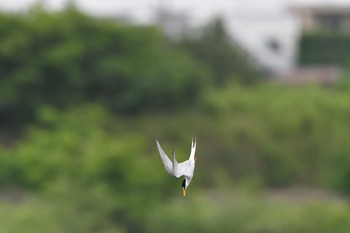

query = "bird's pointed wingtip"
[{"left": 192, "top": 136, "right": 197, "bottom": 147}]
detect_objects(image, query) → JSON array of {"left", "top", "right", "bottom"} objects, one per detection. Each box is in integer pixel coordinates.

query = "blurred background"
[{"left": 1, "top": 0, "right": 350, "bottom": 232}]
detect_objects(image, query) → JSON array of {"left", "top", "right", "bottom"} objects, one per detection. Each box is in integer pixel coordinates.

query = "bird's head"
[{"left": 182, "top": 178, "right": 190, "bottom": 197}]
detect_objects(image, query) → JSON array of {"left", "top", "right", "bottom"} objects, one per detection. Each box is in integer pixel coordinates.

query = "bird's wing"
[
  {"left": 174, "top": 160, "right": 194, "bottom": 178},
  {"left": 189, "top": 137, "right": 197, "bottom": 160},
  {"left": 156, "top": 139, "right": 174, "bottom": 176}
]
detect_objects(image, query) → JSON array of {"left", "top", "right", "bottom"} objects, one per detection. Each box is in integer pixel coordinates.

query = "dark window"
[
  {"left": 266, "top": 38, "right": 281, "bottom": 54},
  {"left": 316, "top": 14, "right": 343, "bottom": 31}
]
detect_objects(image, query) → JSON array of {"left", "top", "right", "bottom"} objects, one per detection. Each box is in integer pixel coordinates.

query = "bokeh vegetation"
[
  {"left": 1, "top": 5, "right": 350, "bottom": 233},
  {"left": 299, "top": 32, "right": 350, "bottom": 66}
]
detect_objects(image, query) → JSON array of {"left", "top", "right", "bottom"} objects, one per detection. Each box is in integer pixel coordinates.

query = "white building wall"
[{"left": 226, "top": 14, "right": 301, "bottom": 74}]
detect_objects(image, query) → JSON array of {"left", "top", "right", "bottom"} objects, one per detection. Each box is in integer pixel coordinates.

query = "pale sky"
[{"left": 1, "top": 0, "right": 350, "bottom": 23}]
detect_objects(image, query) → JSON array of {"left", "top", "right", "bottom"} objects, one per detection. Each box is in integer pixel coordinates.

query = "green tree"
[
  {"left": 0, "top": 8, "right": 209, "bottom": 127},
  {"left": 180, "top": 17, "right": 261, "bottom": 86}
]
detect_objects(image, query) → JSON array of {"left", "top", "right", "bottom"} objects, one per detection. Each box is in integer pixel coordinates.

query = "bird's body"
[{"left": 156, "top": 138, "right": 197, "bottom": 197}]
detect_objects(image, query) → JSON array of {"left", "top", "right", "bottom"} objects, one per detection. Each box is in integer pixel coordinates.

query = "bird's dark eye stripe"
[{"left": 182, "top": 179, "right": 186, "bottom": 188}]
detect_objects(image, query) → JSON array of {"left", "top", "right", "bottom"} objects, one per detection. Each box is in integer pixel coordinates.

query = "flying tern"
[{"left": 156, "top": 138, "right": 197, "bottom": 197}]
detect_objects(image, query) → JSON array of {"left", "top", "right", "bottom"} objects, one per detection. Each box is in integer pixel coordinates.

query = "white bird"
[{"left": 156, "top": 137, "right": 197, "bottom": 197}]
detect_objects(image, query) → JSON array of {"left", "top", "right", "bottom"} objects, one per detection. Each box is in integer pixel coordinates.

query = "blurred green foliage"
[
  {"left": 1, "top": 6, "right": 350, "bottom": 233},
  {"left": 0, "top": 7, "right": 209, "bottom": 126},
  {"left": 298, "top": 33, "right": 350, "bottom": 66},
  {"left": 145, "top": 193, "right": 350, "bottom": 233},
  {"left": 201, "top": 85, "right": 350, "bottom": 193},
  {"left": 0, "top": 105, "right": 168, "bottom": 232},
  {"left": 1, "top": 85, "right": 350, "bottom": 232}
]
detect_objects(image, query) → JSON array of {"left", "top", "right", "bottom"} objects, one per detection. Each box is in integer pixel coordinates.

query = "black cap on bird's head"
[{"left": 181, "top": 179, "right": 186, "bottom": 197}]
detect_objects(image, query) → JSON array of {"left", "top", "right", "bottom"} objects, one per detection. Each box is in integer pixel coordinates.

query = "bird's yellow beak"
[{"left": 182, "top": 188, "right": 186, "bottom": 198}]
